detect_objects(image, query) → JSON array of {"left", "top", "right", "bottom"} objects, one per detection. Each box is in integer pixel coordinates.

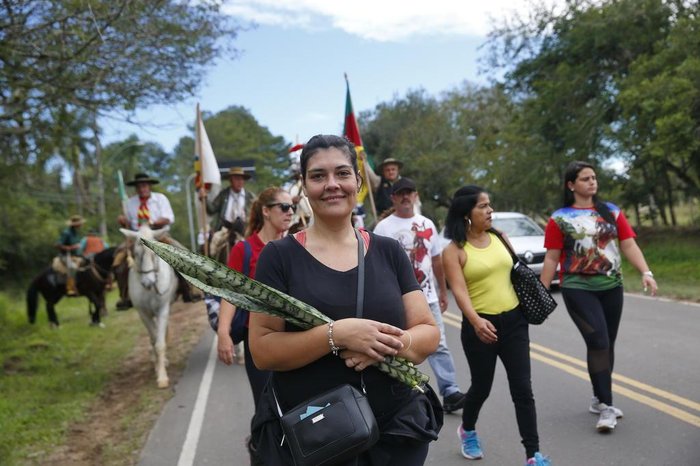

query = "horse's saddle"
[
  {"left": 209, "top": 227, "right": 230, "bottom": 259},
  {"left": 51, "top": 255, "right": 83, "bottom": 275}
]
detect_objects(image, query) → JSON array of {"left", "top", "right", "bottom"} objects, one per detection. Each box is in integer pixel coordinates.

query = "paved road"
[{"left": 139, "top": 291, "right": 700, "bottom": 465}]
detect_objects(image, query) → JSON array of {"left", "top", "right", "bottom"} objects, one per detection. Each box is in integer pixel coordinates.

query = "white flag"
[{"left": 195, "top": 105, "right": 221, "bottom": 187}]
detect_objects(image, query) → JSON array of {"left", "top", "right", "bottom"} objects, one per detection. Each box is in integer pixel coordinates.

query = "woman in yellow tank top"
[{"left": 442, "top": 185, "right": 551, "bottom": 466}]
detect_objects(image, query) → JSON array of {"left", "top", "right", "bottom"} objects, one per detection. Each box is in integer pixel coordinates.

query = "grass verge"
[
  {"left": 621, "top": 227, "right": 700, "bottom": 302},
  {"left": 0, "top": 288, "right": 206, "bottom": 465},
  {"left": 0, "top": 290, "right": 143, "bottom": 464}
]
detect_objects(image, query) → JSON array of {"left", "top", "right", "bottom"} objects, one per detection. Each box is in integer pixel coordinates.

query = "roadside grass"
[
  {"left": 0, "top": 289, "right": 143, "bottom": 464},
  {"left": 621, "top": 227, "right": 700, "bottom": 302}
]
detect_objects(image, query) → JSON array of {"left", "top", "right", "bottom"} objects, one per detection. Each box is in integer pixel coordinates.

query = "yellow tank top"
[{"left": 462, "top": 232, "right": 519, "bottom": 315}]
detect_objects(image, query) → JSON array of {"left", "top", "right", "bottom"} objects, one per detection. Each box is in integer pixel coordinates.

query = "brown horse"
[{"left": 26, "top": 247, "right": 117, "bottom": 327}]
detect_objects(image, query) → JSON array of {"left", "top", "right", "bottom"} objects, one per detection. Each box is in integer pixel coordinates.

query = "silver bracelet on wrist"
[
  {"left": 643, "top": 270, "right": 654, "bottom": 278},
  {"left": 327, "top": 321, "right": 341, "bottom": 356}
]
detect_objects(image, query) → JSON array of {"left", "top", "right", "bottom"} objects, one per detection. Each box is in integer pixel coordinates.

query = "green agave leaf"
[{"left": 142, "top": 238, "right": 430, "bottom": 389}]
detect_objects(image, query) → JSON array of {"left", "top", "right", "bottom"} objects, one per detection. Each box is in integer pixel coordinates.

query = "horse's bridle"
[
  {"left": 135, "top": 244, "right": 166, "bottom": 294},
  {"left": 136, "top": 245, "right": 160, "bottom": 274}
]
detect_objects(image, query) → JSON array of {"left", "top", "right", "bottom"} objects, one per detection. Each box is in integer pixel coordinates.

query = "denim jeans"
[{"left": 427, "top": 301, "right": 461, "bottom": 397}]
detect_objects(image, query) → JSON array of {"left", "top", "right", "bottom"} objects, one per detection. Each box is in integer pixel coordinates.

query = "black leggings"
[
  {"left": 561, "top": 286, "right": 624, "bottom": 406},
  {"left": 461, "top": 308, "right": 539, "bottom": 459}
]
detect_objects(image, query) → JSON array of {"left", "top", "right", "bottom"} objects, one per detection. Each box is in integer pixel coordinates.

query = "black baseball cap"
[{"left": 391, "top": 177, "right": 417, "bottom": 194}]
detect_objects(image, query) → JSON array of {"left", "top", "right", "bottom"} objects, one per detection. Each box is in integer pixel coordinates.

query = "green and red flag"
[{"left": 343, "top": 75, "right": 371, "bottom": 204}]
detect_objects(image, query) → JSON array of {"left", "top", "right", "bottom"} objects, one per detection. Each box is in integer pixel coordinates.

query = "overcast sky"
[{"left": 101, "top": 1, "right": 558, "bottom": 153}]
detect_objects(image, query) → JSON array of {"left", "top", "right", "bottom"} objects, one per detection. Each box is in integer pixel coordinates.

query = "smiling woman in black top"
[{"left": 249, "top": 134, "right": 442, "bottom": 465}]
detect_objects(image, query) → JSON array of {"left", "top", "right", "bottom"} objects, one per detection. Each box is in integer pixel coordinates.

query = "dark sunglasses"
[{"left": 267, "top": 203, "right": 297, "bottom": 213}]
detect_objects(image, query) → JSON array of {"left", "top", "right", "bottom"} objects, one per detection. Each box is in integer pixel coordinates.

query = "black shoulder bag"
[
  {"left": 493, "top": 231, "right": 557, "bottom": 325},
  {"left": 272, "top": 229, "right": 379, "bottom": 465}
]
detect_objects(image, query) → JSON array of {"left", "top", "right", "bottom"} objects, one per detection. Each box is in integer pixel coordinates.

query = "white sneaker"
[
  {"left": 596, "top": 407, "right": 617, "bottom": 432},
  {"left": 590, "top": 396, "right": 623, "bottom": 418}
]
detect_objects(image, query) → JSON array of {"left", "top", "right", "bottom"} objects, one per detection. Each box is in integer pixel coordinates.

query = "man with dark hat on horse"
[
  {"left": 55, "top": 214, "right": 85, "bottom": 296},
  {"left": 114, "top": 172, "right": 197, "bottom": 310},
  {"left": 200, "top": 166, "right": 256, "bottom": 262}
]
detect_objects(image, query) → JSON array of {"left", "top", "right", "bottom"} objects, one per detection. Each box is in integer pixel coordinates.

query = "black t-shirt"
[{"left": 255, "top": 231, "right": 420, "bottom": 419}]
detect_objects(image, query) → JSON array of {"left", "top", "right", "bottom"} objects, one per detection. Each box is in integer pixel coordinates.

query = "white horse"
[{"left": 120, "top": 225, "right": 178, "bottom": 388}]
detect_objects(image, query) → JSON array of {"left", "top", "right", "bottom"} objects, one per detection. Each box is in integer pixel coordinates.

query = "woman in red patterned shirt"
[{"left": 540, "top": 161, "right": 657, "bottom": 433}]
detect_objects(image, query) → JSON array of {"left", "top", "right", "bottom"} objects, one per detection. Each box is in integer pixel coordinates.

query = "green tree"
[
  {"left": 484, "top": 0, "right": 697, "bottom": 219},
  {"left": 618, "top": 10, "right": 700, "bottom": 202},
  {"left": 163, "top": 106, "right": 290, "bottom": 244},
  {"left": 0, "top": 0, "right": 241, "bottom": 284},
  {"left": 172, "top": 106, "right": 290, "bottom": 192}
]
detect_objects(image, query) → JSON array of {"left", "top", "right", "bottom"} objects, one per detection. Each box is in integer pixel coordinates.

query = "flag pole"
[
  {"left": 362, "top": 151, "right": 378, "bottom": 222},
  {"left": 117, "top": 170, "right": 129, "bottom": 218},
  {"left": 196, "top": 103, "right": 209, "bottom": 256}
]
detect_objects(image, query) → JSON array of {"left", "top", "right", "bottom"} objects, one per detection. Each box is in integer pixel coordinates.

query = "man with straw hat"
[
  {"left": 201, "top": 166, "right": 256, "bottom": 261},
  {"left": 55, "top": 215, "right": 85, "bottom": 296}
]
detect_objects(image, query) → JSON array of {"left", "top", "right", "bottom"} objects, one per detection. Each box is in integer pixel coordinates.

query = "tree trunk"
[
  {"left": 92, "top": 116, "right": 107, "bottom": 238},
  {"left": 72, "top": 146, "right": 87, "bottom": 216},
  {"left": 662, "top": 160, "right": 677, "bottom": 226}
]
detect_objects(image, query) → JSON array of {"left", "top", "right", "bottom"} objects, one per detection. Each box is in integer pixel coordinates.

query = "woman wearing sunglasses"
[{"left": 217, "top": 187, "right": 295, "bottom": 409}]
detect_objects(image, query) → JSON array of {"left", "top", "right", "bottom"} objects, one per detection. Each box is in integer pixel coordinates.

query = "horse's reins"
[{"left": 77, "top": 256, "right": 110, "bottom": 284}]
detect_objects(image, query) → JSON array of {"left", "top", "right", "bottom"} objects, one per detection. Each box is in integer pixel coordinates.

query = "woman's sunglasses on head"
[{"left": 268, "top": 203, "right": 297, "bottom": 213}]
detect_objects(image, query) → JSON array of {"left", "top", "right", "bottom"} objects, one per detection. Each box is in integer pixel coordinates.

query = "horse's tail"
[{"left": 27, "top": 275, "right": 40, "bottom": 324}]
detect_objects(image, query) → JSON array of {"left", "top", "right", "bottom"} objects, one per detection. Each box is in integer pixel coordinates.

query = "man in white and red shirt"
[
  {"left": 373, "top": 177, "right": 465, "bottom": 413},
  {"left": 115, "top": 173, "right": 195, "bottom": 309}
]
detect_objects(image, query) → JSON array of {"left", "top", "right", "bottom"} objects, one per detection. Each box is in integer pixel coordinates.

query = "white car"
[
  {"left": 490, "top": 212, "right": 555, "bottom": 281},
  {"left": 437, "top": 212, "right": 557, "bottom": 283}
]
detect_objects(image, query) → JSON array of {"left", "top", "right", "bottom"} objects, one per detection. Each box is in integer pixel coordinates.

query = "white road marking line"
[{"left": 177, "top": 335, "right": 218, "bottom": 466}]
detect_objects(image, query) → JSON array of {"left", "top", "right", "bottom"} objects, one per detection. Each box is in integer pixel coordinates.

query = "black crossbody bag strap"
[
  {"left": 354, "top": 228, "right": 365, "bottom": 318},
  {"left": 354, "top": 228, "right": 367, "bottom": 393}
]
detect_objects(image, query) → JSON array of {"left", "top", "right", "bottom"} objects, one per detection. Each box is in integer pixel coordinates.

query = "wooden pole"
[
  {"left": 362, "top": 152, "right": 378, "bottom": 223},
  {"left": 196, "top": 104, "right": 209, "bottom": 256}
]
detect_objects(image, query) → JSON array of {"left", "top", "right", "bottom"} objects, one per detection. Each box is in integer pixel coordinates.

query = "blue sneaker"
[
  {"left": 526, "top": 452, "right": 551, "bottom": 466},
  {"left": 457, "top": 424, "right": 484, "bottom": 459}
]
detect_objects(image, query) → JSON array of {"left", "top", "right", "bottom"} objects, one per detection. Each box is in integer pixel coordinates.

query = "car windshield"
[{"left": 492, "top": 217, "right": 543, "bottom": 237}]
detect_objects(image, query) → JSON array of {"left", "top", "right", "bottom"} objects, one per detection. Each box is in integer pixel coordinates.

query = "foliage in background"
[
  {"left": 484, "top": 0, "right": 700, "bottom": 225},
  {"left": 3, "top": 0, "right": 699, "bottom": 284},
  {"left": 167, "top": 106, "right": 290, "bottom": 244},
  {"left": 0, "top": 0, "right": 241, "bottom": 284},
  {"left": 356, "top": 0, "right": 699, "bottom": 229},
  {"left": 621, "top": 227, "right": 700, "bottom": 301},
  {"left": 171, "top": 106, "right": 290, "bottom": 189}
]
